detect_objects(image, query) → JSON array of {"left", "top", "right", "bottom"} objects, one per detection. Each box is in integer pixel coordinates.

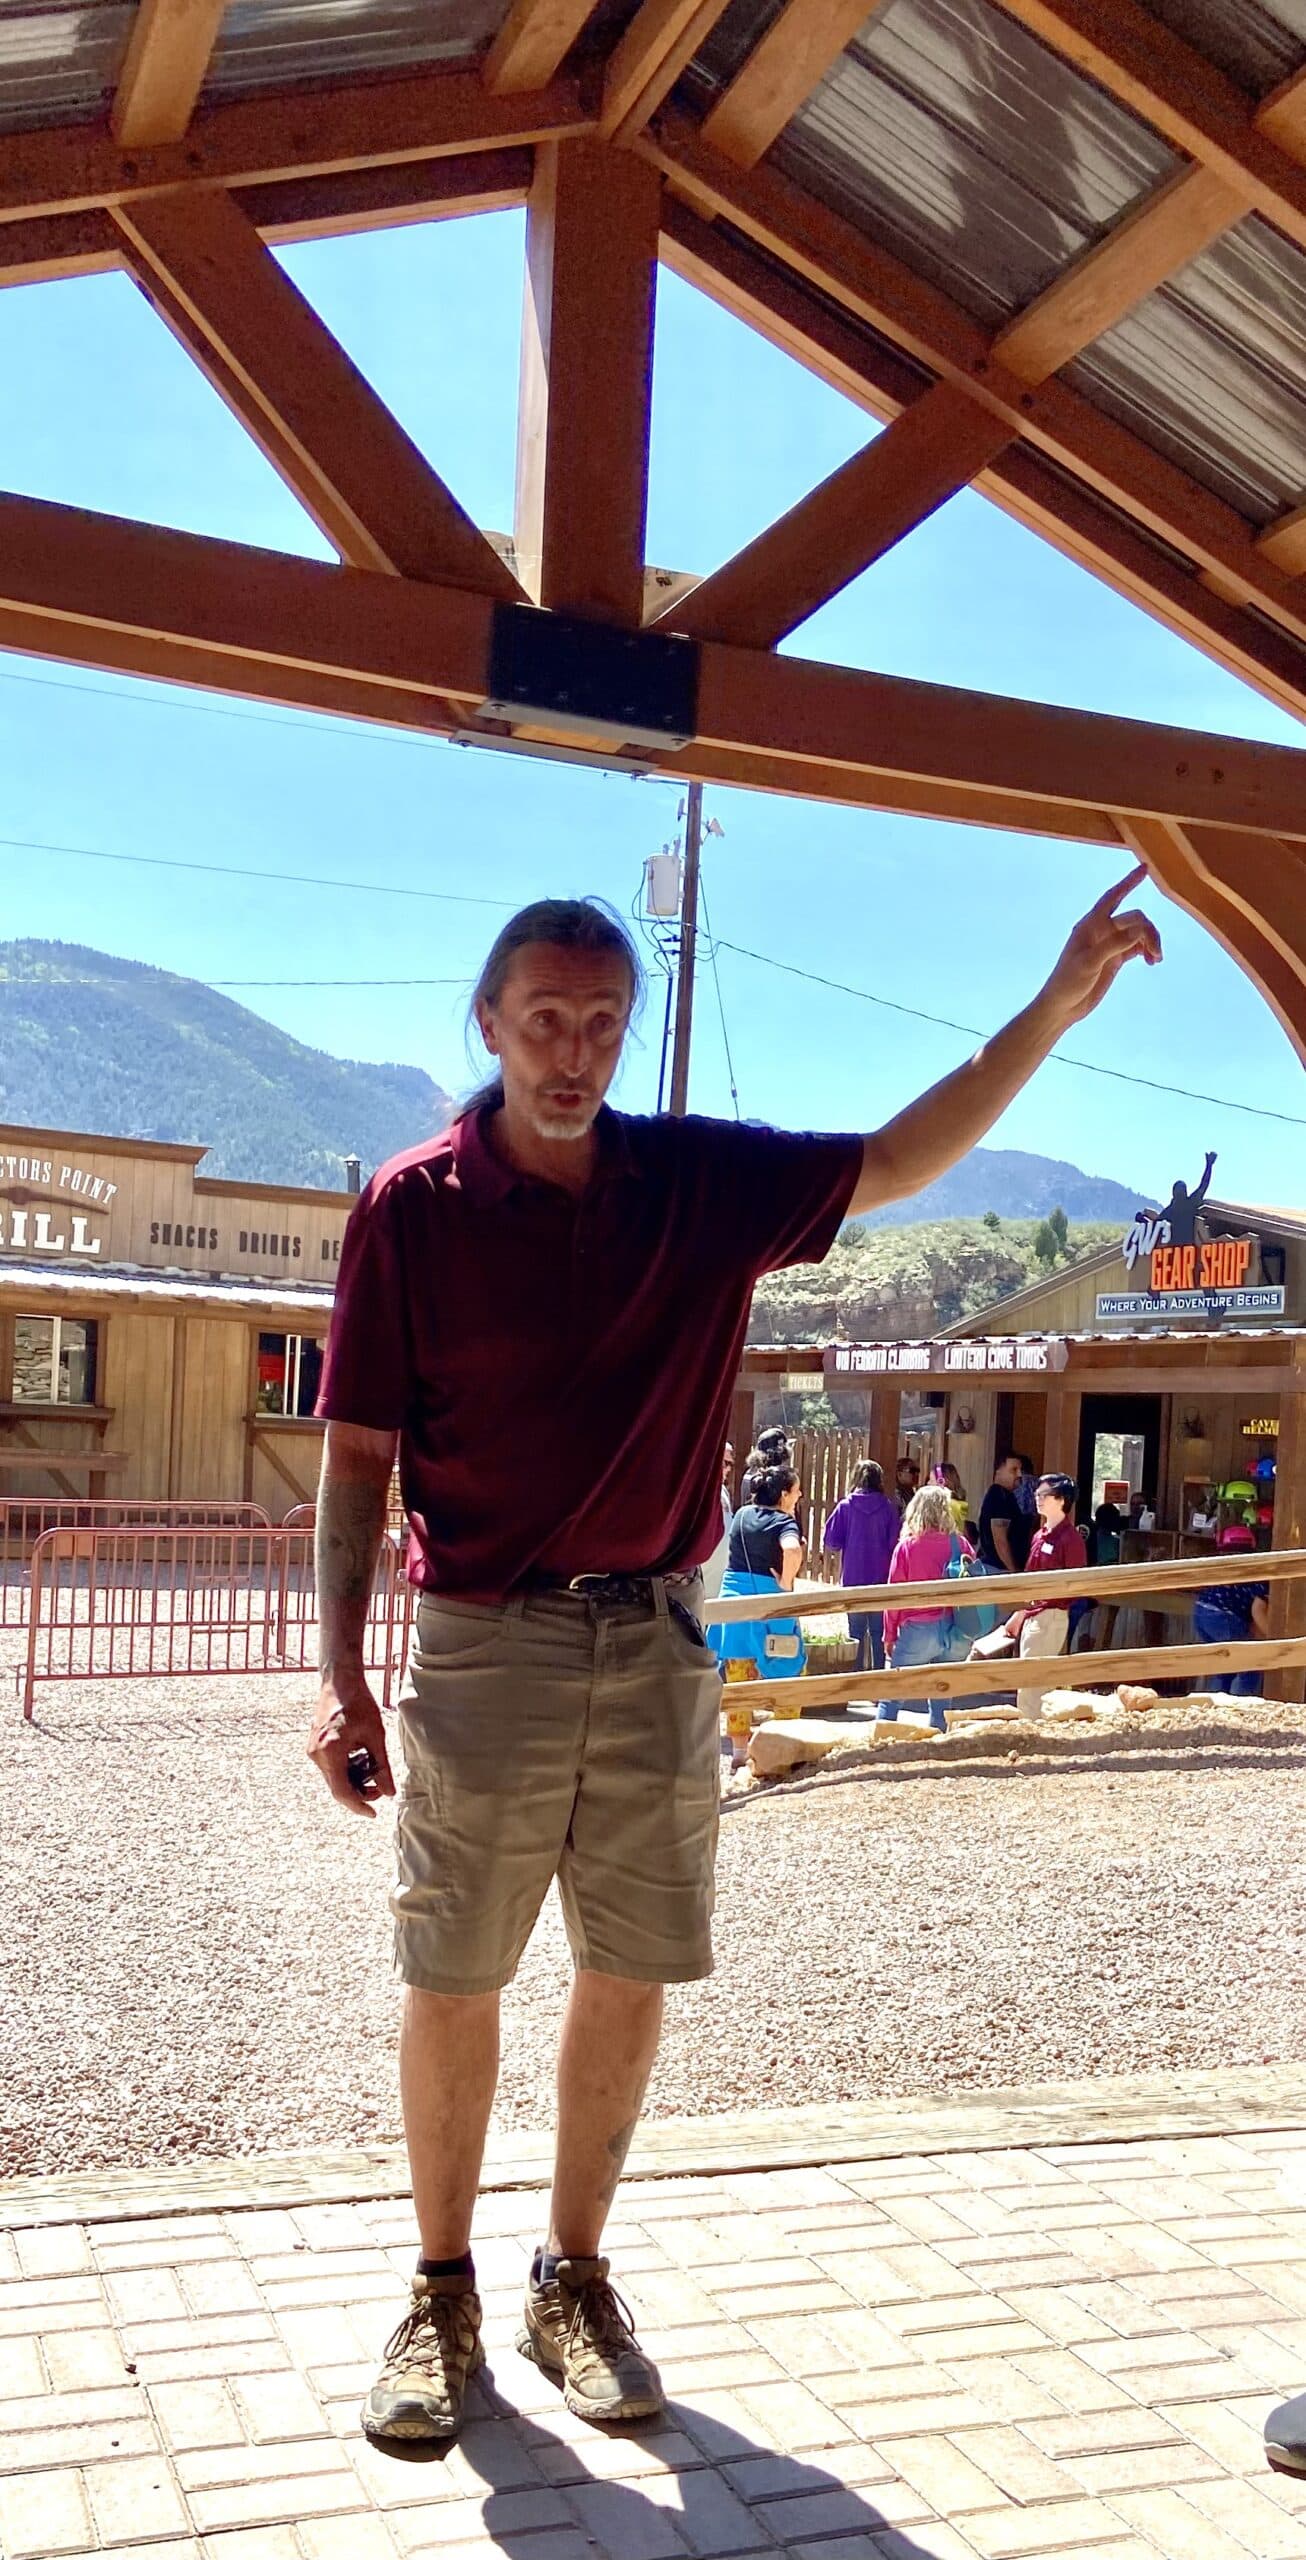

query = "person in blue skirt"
[{"left": 708, "top": 1462, "right": 807, "bottom": 1681}]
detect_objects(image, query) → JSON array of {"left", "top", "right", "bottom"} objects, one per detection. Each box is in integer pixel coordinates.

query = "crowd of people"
[{"left": 703, "top": 1431, "right": 1252, "bottom": 1723}]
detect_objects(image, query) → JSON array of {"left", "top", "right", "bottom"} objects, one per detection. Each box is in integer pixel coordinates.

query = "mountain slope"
[
  {"left": 0, "top": 942, "right": 452, "bottom": 1188},
  {"left": 854, "top": 1146, "right": 1141, "bottom": 1228},
  {"left": 752, "top": 1216, "right": 1120, "bottom": 1346}
]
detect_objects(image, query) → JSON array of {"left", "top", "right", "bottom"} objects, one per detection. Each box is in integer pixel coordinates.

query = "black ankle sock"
[
  {"left": 417, "top": 2251, "right": 475, "bottom": 2282},
  {"left": 535, "top": 2247, "right": 562, "bottom": 2287}
]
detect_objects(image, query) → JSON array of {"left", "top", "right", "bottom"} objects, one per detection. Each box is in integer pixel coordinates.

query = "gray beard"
[{"left": 531, "top": 1104, "right": 599, "bottom": 1142}]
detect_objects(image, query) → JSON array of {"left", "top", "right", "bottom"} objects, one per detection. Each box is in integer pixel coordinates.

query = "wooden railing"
[{"left": 704, "top": 1547, "right": 1306, "bottom": 1710}]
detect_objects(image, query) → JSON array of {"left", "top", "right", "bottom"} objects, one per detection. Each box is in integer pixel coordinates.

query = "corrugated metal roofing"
[
  {"left": 0, "top": 0, "right": 511, "bottom": 133},
  {"left": 1071, "top": 214, "right": 1306, "bottom": 524},
  {"left": 1135, "top": 0, "right": 1306, "bottom": 99},
  {"left": 770, "top": 0, "right": 1177, "bottom": 329},
  {"left": 201, "top": 0, "right": 504, "bottom": 106},
  {"left": 0, "top": 0, "right": 130, "bottom": 136}
]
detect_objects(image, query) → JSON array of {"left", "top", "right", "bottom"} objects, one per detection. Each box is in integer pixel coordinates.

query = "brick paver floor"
[{"left": 5, "top": 2093, "right": 1306, "bottom": 2560}]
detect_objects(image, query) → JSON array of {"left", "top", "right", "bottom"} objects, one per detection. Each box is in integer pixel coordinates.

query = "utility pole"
[{"left": 668, "top": 781, "right": 702, "bottom": 1117}]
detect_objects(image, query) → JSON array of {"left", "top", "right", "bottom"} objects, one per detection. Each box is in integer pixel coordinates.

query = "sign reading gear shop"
[{"left": 1096, "top": 1151, "right": 1287, "bottom": 1325}]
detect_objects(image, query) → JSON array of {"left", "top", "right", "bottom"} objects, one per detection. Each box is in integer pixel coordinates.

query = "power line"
[
  {"left": 698, "top": 875, "right": 741, "bottom": 1120},
  {"left": 0, "top": 833, "right": 520, "bottom": 912},
  {"left": 0, "top": 660, "right": 452, "bottom": 750},
  {"left": 717, "top": 940, "right": 1306, "bottom": 1130}
]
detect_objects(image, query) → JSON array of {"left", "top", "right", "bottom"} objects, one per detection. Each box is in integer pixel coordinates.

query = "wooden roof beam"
[
  {"left": 112, "top": 0, "right": 229, "bottom": 147},
  {"left": 660, "top": 204, "right": 1306, "bottom": 724},
  {"left": 516, "top": 140, "right": 660, "bottom": 624},
  {"left": 995, "top": 0, "right": 1306, "bottom": 254},
  {"left": 3, "top": 491, "right": 1305, "bottom": 840},
  {"left": 0, "top": 153, "right": 532, "bottom": 293},
  {"left": 659, "top": 158, "right": 1247, "bottom": 646},
  {"left": 701, "top": 0, "right": 890, "bottom": 169},
  {"left": 600, "top": 0, "right": 737, "bottom": 143},
  {"left": 0, "top": 67, "right": 589, "bottom": 223},
  {"left": 112, "top": 186, "right": 525, "bottom": 596},
  {"left": 645, "top": 120, "right": 1306, "bottom": 655},
  {"left": 1124, "top": 817, "right": 1306, "bottom": 1066},
  {"left": 484, "top": 0, "right": 601, "bottom": 93}
]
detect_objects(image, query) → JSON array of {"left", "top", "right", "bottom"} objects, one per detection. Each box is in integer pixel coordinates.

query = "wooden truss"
[{"left": 0, "top": 0, "right": 1303, "bottom": 1059}]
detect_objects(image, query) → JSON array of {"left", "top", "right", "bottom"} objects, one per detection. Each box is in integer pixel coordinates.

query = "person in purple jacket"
[{"left": 823, "top": 1459, "right": 900, "bottom": 1669}]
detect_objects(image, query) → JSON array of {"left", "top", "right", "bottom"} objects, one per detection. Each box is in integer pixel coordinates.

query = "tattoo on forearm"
[
  {"left": 316, "top": 1473, "right": 388, "bottom": 1682},
  {"left": 598, "top": 2115, "right": 637, "bottom": 2211}
]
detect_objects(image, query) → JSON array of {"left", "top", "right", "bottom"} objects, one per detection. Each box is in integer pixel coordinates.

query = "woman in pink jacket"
[{"left": 881, "top": 1483, "right": 975, "bottom": 1733}]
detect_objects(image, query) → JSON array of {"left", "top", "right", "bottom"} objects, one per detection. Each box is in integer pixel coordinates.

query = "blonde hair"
[{"left": 902, "top": 1484, "right": 957, "bottom": 1540}]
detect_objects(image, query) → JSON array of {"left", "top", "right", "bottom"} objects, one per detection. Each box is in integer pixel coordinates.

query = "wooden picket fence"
[{"left": 790, "top": 1428, "right": 871, "bottom": 1582}]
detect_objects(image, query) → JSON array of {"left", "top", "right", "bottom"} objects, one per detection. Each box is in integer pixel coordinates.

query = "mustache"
[{"left": 540, "top": 1082, "right": 597, "bottom": 1099}]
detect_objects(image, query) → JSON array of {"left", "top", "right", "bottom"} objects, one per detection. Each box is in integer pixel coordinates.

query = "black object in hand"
[{"left": 347, "top": 1747, "right": 378, "bottom": 1796}]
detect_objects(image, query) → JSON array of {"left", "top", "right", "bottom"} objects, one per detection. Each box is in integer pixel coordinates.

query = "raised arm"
[
  {"left": 851, "top": 869, "right": 1161, "bottom": 1217},
  {"left": 307, "top": 1419, "right": 399, "bottom": 1817}
]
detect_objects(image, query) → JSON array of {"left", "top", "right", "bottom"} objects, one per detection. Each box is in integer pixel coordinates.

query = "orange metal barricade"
[
  {"left": 0, "top": 1499, "right": 272, "bottom": 1625},
  {"left": 20, "top": 1524, "right": 416, "bottom": 1718}
]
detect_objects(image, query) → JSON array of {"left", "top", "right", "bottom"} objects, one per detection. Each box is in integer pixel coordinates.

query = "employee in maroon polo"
[{"left": 307, "top": 876, "right": 1160, "bottom": 2449}]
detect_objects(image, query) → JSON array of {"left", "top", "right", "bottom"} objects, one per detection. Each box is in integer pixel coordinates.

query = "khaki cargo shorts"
[{"left": 393, "top": 1577, "right": 723, "bottom": 1995}]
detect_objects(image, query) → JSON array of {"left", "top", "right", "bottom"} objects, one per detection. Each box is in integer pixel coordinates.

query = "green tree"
[
  {"left": 1033, "top": 1218, "right": 1060, "bottom": 1269},
  {"left": 1048, "top": 1205, "right": 1070, "bottom": 1255},
  {"left": 982, "top": 1209, "right": 1002, "bottom": 1231}
]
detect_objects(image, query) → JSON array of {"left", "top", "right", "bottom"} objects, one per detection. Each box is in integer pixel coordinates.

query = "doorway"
[{"left": 1077, "top": 1395, "right": 1164, "bottom": 1522}]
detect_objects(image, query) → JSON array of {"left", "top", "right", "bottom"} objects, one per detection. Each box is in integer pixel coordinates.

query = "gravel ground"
[{"left": 3, "top": 1661, "right": 1305, "bottom": 2177}]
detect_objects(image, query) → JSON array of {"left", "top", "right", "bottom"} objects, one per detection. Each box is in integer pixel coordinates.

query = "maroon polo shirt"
[
  {"left": 1022, "top": 1515, "right": 1087, "bottom": 1617},
  {"left": 317, "top": 1102, "right": 861, "bottom": 1598}
]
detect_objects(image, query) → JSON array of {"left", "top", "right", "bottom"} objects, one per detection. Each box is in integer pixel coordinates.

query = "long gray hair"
[{"left": 454, "top": 898, "right": 645, "bottom": 1121}]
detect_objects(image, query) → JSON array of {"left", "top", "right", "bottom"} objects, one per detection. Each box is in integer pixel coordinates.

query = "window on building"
[
  {"left": 12, "top": 1315, "right": 98, "bottom": 1405},
  {"left": 256, "top": 1333, "right": 324, "bottom": 1418}
]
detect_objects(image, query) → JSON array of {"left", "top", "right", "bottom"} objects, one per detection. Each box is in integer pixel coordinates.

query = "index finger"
[{"left": 1090, "top": 863, "right": 1147, "bottom": 917}]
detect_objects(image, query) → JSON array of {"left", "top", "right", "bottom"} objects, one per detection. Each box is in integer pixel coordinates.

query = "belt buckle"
[
  {"left": 568, "top": 1573, "right": 610, "bottom": 1597},
  {"left": 568, "top": 1571, "right": 650, "bottom": 1609}
]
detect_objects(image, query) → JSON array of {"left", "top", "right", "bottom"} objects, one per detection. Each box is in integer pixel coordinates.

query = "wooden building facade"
[
  {"left": 0, "top": 1123, "right": 350, "bottom": 1519},
  {"left": 738, "top": 1195, "right": 1306, "bottom": 1696}
]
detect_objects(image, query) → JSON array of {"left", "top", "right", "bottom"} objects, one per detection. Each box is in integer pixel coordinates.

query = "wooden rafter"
[
  {"left": 660, "top": 203, "right": 1306, "bottom": 724},
  {"left": 645, "top": 120, "right": 1306, "bottom": 656},
  {"left": 516, "top": 142, "right": 660, "bottom": 624},
  {"left": 484, "top": 0, "right": 600, "bottom": 93},
  {"left": 1, "top": 492, "right": 1303, "bottom": 841},
  {"left": 600, "top": 0, "right": 736, "bottom": 143},
  {"left": 1261, "top": 505, "right": 1306, "bottom": 581},
  {"left": 1261, "top": 62, "right": 1306, "bottom": 160},
  {"left": 112, "top": 0, "right": 229, "bottom": 147},
  {"left": 656, "top": 158, "right": 1249, "bottom": 646},
  {"left": 1124, "top": 817, "right": 1306, "bottom": 1066},
  {"left": 993, "top": 161, "right": 1249, "bottom": 384},
  {"left": 0, "top": 68, "right": 589, "bottom": 223},
  {"left": 995, "top": 0, "right": 1306, "bottom": 255},
  {"left": 701, "top": 0, "right": 890, "bottom": 169},
  {"left": 112, "top": 187, "right": 523, "bottom": 597}
]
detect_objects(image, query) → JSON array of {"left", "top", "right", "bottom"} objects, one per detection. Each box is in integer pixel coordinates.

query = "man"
[
  {"left": 308, "top": 872, "right": 1159, "bottom": 2447},
  {"left": 894, "top": 1455, "right": 920, "bottom": 1514},
  {"left": 978, "top": 1452, "right": 1033, "bottom": 1575}
]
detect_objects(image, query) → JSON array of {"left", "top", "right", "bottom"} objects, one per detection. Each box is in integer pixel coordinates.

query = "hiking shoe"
[
  {"left": 362, "top": 2275, "right": 485, "bottom": 2443},
  {"left": 518, "top": 2254, "right": 664, "bottom": 2424},
  {"left": 1266, "top": 2391, "right": 1306, "bottom": 2476}
]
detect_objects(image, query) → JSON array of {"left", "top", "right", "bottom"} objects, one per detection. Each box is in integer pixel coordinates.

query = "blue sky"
[{"left": 0, "top": 206, "right": 1300, "bottom": 1207}]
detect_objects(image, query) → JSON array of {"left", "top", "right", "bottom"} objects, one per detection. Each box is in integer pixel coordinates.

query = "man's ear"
[{"left": 475, "top": 1000, "right": 501, "bottom": 1060}]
